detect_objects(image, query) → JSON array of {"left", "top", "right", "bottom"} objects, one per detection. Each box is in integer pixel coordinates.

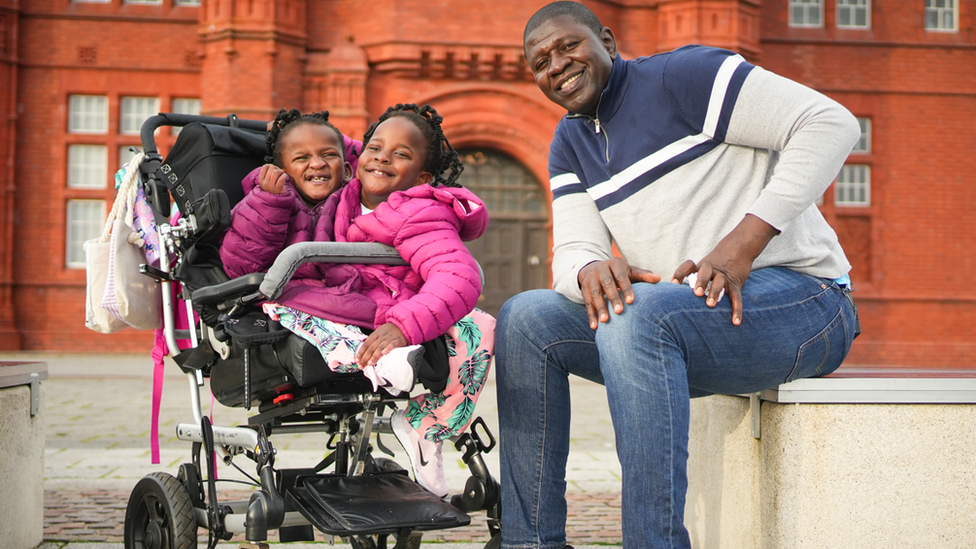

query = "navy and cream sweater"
[{"left": 548, "top": 45, "right": 860, "bottom": 302}]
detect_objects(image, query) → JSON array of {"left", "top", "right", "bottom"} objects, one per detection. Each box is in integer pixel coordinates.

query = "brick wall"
[{"left": 5, "top": 0, "right": 975, "bottom": 367}]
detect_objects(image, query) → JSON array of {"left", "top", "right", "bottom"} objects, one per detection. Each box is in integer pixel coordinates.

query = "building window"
[
  {"left": 835, "top": 165, "right": 871, "bottom": 206},
  {"left": 925, "top": 0, "right": 957, "bottom": 31},
  {"left": 66, "top": 200, "right": 105, "bottom": 268},
  {"left": 125, "top": 0, "right": 162, "bottom": 3},
  {"left": 789, "top": 0, "right": 823, "bottom": 27},
  {"left": 67, "top": 145, "right": 108, "bottom": 188},
  {"left": 837, "top": 0, "right": 870, "bottom": 28},
  {"left": 852, "top": 117, "right": 871, "bottom": 153},
  {"left": 171, "top": 98, "right": 201, "bottom": 135},
  {"left": 175, "top": 0, "right": 201, "bottom": 5},
  {"left": 120, "top": 96, "right": 159, "bottom": 135},
  {"left": 69, "top": 95, "right": 108, "bottom": 134}
]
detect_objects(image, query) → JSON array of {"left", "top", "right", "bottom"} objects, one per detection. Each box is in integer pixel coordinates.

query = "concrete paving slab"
[{"left": 3, "top": 351, "right": 623, "bottom": 547}]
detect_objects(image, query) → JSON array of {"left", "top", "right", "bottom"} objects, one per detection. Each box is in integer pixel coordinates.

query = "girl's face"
[
  {"left": 357, "top": 116, "right": 432, "bottom": 210},
  {"left": 280, "top": 123, "right": 351, "bottom": 204}
]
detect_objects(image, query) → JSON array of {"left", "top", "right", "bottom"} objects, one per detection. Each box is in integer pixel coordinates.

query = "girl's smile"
[{"left": 357, "top": 116, "right": 433, "bottom": 210}]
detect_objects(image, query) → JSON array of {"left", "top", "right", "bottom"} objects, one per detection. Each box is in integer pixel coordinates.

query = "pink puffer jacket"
[
  {"left": 331, "top": 179, "right": 489, "bottom": 345},
  {"left": 218, "top": 136, "right": 377, "bottom": 327}
]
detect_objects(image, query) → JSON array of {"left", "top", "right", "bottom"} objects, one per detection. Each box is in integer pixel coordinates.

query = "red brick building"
[{"left": 0, "top": 0, "right": 973, "bottom": 369}]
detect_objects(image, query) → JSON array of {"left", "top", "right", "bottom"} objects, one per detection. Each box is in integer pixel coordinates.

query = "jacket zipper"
[{"left": 569, "top": 93, "right": 610, "bottom": 163}]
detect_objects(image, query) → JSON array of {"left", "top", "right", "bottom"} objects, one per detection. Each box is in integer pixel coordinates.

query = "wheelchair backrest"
[{"left": 161, "top": 121, "right": 266, "bottom": 217}]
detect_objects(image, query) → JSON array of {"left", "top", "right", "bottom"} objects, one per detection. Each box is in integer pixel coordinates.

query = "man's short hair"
[{"left": 523, "top": 1, "right": 603, "bottom": 45}]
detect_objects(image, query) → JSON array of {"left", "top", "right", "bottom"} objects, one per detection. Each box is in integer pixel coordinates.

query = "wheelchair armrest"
[
  {"left": 191, "top": 272, "right": 266, "bottom": 306},
  {"left": 259, "top": 242, "right": 408, "bottom": 301}
]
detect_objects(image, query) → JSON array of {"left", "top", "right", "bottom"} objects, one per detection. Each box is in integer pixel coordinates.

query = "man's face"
[{"left": 524, "top": 14, "right": 617, "bottom": 116}]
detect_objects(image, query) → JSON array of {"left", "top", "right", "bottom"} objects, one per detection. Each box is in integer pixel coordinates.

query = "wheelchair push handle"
[{"left": 139, "top": 113, "right": 269, "bottom": 220}]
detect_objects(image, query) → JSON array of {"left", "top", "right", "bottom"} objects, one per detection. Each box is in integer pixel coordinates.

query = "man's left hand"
[{"left": 672, "top": 214, "right": 779, "bottom": 326}]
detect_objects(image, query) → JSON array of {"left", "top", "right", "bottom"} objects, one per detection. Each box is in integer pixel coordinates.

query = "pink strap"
[{"left": 150, "top": 328, "right": 167, "bottom": 464}]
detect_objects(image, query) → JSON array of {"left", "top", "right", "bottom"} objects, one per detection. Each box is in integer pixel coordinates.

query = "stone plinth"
[
  {"left": 0, "top": 362, "right": 47, "bottom": 549},
  {"left": 685, "top": 369, "right": 976, "bottom": 549}
]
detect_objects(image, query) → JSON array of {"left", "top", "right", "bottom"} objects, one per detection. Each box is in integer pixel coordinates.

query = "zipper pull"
[{"left": 594, "top": 118, "right": 601, "bottom": 134}]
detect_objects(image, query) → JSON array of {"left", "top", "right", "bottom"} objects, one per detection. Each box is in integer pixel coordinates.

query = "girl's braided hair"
[
  {"left": 265, "top": 108, "right": 344, "bottom": 166},
  {"left": 362, "top": 103, "right": 464, "bottom": 187}
]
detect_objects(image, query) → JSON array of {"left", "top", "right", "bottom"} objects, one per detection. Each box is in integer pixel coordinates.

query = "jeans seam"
[
  {"left": 533, "top": 350, "right": 548, "bottom": 546},
  {"left": 658, "top": 320, "right": 677, "bottom": 549}
]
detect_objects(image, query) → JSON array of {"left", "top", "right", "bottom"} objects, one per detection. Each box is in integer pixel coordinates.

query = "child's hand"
[
  {"left": 258, "top": 164, "right": 290, "bottom": 195},
  {"left": 356, "top": 323, "right": 407, "bottom": 367}
]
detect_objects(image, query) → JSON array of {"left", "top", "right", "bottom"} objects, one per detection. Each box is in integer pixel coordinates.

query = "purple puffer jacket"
[
  {"left": 331, "top": 179, "right": 489, "bottom": 345},
  {"left": 218, "top": 136, "right": 377, "bottom": 327}
]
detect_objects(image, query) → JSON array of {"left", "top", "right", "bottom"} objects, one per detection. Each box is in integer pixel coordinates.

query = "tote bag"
[{"left": 84, "top": 152, "right": 163, "bottom": 332}]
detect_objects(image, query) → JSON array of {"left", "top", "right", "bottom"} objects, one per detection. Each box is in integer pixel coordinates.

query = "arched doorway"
[{"left": 457, "top": 148, "right": 551, "bottom": 316}]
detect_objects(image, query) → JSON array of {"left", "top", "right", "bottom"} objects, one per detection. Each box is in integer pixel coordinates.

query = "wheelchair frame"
[{"left": 122, "top": 113, "right": 502, "bottom": 549}]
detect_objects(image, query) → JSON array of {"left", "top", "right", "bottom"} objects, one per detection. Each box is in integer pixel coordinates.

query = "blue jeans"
[{"left": 496, "top": 267, "right": 857, "bottom": 549}]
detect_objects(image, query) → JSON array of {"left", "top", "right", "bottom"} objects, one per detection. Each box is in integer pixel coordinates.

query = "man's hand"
[
  {"left": 578, "top": 257, "right": 661, "bottom": 329},
  {"left": 356, "top": 323, "right": 408, "bottom": 367},
  {"left": 257, "top": 163, "right": 290, "bottom": 195},
  {"left": 671, "top": 214, "right": 779, "bottom": 326}
]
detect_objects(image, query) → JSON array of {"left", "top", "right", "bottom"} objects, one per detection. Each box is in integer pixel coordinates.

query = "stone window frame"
[
  {"left": 65, "top": 199, "right": 105, "bottom": 268},
  {"left": 120, "top": 96, "right": 160, "bottom": 135},
  {"left": 67, "top": 144, "right": 108, "bottom": 189},
  {"left": 789, "top": 0, "right": 824, "bottom": 28},
  {"left": 69, "top": 95, "right": 108, "bottom": 134},
  {"left": 925, "top": 0, "right": 958, "bottom": 31},
  {"left": 837, "top": 0, "right": 871, "bottom": 29}
]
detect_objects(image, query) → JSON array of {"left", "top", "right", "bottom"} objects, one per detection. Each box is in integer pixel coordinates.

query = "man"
[{"left": 496, "top": 2, "right": 861, "bottom": 548}]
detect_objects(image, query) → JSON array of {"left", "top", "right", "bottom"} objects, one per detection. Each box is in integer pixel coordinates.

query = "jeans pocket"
[{"left": 785, "top": 308, "right": 848, "bottom": 382}]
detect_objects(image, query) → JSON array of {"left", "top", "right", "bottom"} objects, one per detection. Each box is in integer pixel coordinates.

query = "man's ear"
[
  {"left": 416, "top": 171, "right": 434, "bottom": 187},
  {"left": 342, "top": 161, "right": 353, "bottom": 182},
  {"left": 601, "top": 26, "right": 617, "bottom": 59}
]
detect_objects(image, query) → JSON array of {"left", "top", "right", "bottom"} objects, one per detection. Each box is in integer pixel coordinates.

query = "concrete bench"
[
  {"left": 0, "top": 361, "right": 48, "bottom": 549},
  {"left": 685, "top": 367, "right": 976, "bottom": 549}
]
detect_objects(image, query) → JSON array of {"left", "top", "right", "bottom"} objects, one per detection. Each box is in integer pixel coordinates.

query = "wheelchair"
[{"left": 122, "top": 113, "right": 501, "bottom": 549}]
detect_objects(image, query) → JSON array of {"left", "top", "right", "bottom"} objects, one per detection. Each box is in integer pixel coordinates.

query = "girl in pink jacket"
[{"left": 263, "top": 104, "right": 495, "bottom": 498}]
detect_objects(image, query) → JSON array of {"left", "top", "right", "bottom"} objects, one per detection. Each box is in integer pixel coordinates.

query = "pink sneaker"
[{"left": 391, "top": 409, "right": 448, "bottom": 497}]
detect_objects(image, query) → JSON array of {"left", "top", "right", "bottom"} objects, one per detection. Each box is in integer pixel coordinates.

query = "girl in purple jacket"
[{"left": 257, "top": 104, "right": 495, "bottom": 497}]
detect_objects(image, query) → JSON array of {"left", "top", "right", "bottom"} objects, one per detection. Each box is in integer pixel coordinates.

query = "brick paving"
[
  {"left": 3, "top": 351, "right": 623, "bottom": 546},
  {"left": 42, "top": 489, "right": 622, "bottom": 545}
]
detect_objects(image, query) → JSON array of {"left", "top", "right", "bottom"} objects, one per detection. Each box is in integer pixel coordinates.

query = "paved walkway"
[{"left": 2, "top": 351, "right": 623, "bottom": 548}]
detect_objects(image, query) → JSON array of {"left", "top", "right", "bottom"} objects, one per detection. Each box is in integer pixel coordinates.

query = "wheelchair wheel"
[
  {"left": 348, "top": 531, "right": 421, "bottom": 549},
  {"left": 348, "top": 535, "right": 379, "bottom": 549},
  {"left": 124, "top": 471, "right": 197, "bottom": 549},
  {"left": 484, "top": 532, "right": 502, "bottom": 549},
  {"left": 372, "top": 456, "right": 407, "bottom": 473}
]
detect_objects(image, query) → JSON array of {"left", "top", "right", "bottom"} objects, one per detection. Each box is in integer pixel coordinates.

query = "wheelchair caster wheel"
[
  {"left": 124, "top": 471, "right": 197, "bottom": 549},
  {"left": 484, "top": 532, "right": 502, "bottom": 549}
]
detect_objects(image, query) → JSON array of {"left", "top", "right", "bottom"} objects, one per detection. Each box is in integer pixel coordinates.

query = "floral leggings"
[{"left": 264, "top": 304, "right": 495, "bottom": 443}]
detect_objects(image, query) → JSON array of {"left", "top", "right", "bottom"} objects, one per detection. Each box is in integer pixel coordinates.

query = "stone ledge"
[
  {"left": 761, "top": 366, "right": 976, "bottom": 404},
  {"left": 686, "top": 369, "right": 976, "bottom": 549}
]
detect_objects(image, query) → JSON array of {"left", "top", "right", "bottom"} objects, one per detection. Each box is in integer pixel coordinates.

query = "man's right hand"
[
  {"left": 578, "top": 258, "right": 661, "bottom": 329},
  {"left": 258, "top": 163, "right": 290, "bottom": 195}
]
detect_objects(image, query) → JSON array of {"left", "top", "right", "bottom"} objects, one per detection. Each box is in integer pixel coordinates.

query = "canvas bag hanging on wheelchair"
[{"left": 83, "top": 152, "right": 163, "bottom": 333}]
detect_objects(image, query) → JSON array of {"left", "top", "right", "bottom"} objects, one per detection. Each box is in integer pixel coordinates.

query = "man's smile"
[{"left": 557, "top": 71, "right": 583, "bottom": 93}]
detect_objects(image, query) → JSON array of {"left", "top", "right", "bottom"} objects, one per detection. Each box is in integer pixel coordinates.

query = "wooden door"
[{"left": 457, "top": 149, "right": 550, "bottom": 317}]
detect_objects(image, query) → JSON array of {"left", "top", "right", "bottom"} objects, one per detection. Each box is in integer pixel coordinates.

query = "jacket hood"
[
  {"left": 399, "top": 184, "right": 489, "bottom": 242},
  {"left": 337, "top": 180, "right": 489, "bottom": 242}
]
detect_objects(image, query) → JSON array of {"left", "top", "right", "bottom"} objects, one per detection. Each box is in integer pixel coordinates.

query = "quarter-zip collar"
[{"left": 564, "top": 55, "right": 628, "bottom": 161}]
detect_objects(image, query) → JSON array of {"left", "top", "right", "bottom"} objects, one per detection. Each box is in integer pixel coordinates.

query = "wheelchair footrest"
[{"left": 284, "top": 471, "right": 470, "bottom": 536}]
